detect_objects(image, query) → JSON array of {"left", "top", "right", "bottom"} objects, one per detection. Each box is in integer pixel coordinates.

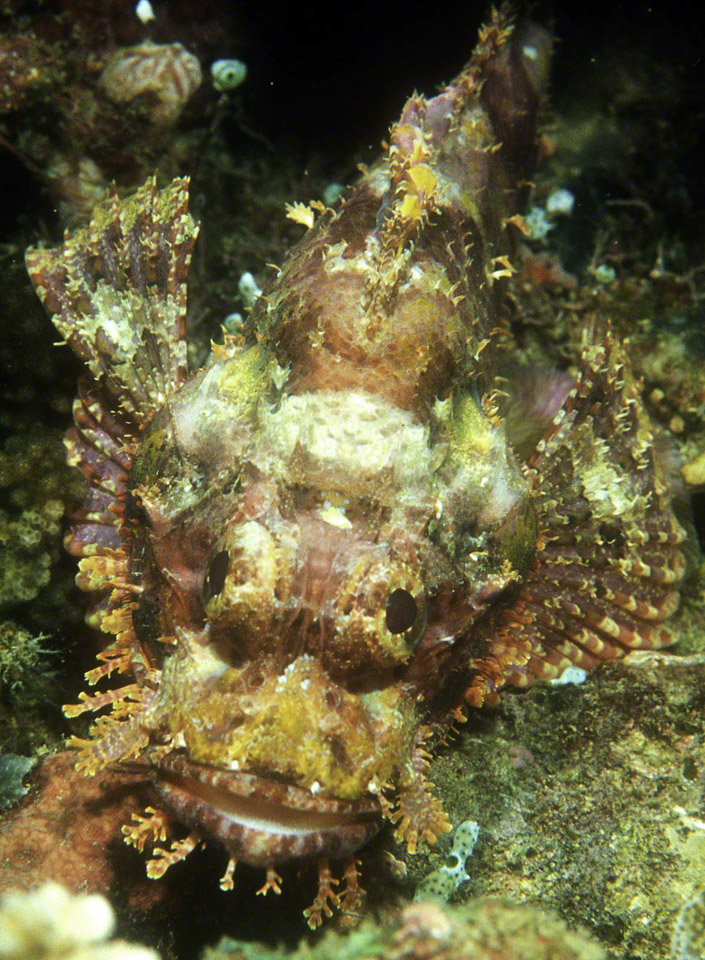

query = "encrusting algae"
[{"left": 24, "top": 5, "right": 692, "bottom": 927}]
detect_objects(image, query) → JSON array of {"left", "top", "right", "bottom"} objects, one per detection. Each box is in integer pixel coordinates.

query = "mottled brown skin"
[{"left": 25, "top": 7, "right": 688, "bottom": 926}]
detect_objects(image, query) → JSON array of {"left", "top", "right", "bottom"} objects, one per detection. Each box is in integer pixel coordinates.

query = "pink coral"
[{"left": 99, "top": 41, "right": 202, "bottom": 125}]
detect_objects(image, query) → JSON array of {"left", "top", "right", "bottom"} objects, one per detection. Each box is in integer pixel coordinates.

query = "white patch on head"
[{"left": 261, "top": 390, "right": 431, "bottom": 499}]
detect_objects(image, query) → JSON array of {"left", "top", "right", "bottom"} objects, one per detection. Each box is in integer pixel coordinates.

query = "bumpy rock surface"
[{"left": 410, "top": 651, "right": 705, "bottom": 960}]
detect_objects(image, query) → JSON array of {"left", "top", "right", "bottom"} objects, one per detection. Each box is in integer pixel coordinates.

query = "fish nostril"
[
  {"left": 205, "top": 550, "right": 230, "bottom": 598},
  {"left": 324, "top": 690, "right": 340, "bottom": 709}
]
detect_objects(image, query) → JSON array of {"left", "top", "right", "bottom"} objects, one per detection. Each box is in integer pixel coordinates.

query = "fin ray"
[
  {"left": 467, "top": 335, "right": 686, "bottom": 704},
  {"left": 26, "top": 176, "right": 198, "bottom": 423}
]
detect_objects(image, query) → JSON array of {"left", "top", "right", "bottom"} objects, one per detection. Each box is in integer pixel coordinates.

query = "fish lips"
[{"left": 151, "top": 753, "right": 383, "bottom": 866}]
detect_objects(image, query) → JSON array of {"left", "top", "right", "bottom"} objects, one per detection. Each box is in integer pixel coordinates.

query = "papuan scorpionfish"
[{"left": 26, "top": 5, "right": 689, "bottom": 927}]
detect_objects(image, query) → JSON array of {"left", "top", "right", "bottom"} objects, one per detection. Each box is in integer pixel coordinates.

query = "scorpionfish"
[{"left": 26, "top": 7, "right": 688, "bottom": 926}]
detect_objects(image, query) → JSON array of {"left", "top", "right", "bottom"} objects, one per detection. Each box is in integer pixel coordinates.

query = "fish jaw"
[{"left": 151, "top": 754, "right": 383, "bottom": 867}]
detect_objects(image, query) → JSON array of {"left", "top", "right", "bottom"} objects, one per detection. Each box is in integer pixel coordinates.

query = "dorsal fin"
[{"left": 26, "top": 175, "right": 198, "bottom": 425}]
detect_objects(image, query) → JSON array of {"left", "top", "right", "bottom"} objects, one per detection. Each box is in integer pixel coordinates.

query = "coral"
[
  {"left": 0, "top": 430, "right": 77, "bottom": 610},
  {"left": 0, "top": 882, "right": 159, "bottom": 959},
  {"left": 413, "top": 819, "right": 479, "bottom": 902},
  {"left": 99, "top": 42, "right": 202, "bottom": 126},
  {"left": 0, "top": 427, "right": 85, "bottom": 757},
  {"left": 203, "top": 898, "right": 605, "bottom": 960},
  {"left": 0, "top": 427, "right": 83, "bottom": 751},
  {"left": 0, "top": 4, "right": 240, "bottom": 221}
]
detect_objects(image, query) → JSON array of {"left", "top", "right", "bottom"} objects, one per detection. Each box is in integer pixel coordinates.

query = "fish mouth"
[{"left": 151, "top": 753, "right": 383, "bottom": 866}]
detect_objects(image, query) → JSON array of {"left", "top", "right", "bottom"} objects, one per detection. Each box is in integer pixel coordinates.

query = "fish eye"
[
  {"left": 205, "top": 550, "right": 230, "bottom": 598},
  {"left": 385, "top": 588, "right": 418, "bottom": 634}
]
